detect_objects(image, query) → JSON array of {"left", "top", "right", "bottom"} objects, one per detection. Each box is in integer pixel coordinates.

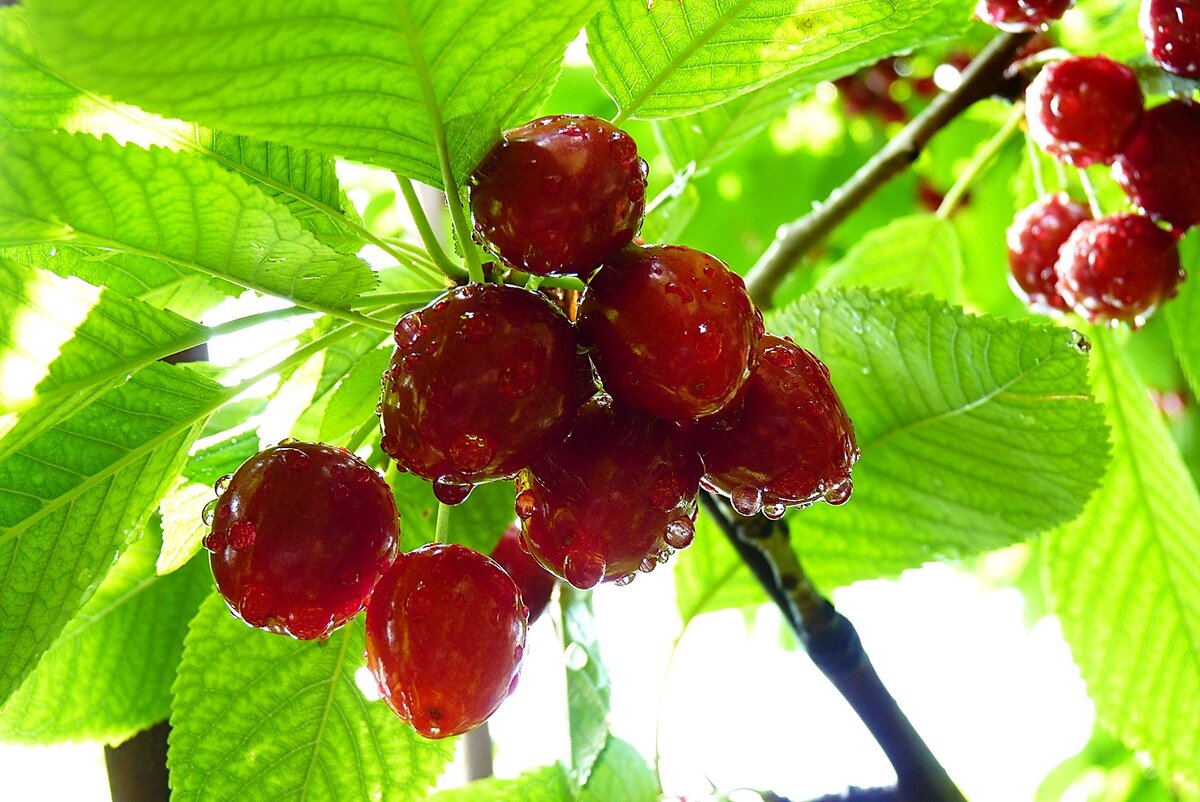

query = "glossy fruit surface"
[
  {"left": 490, "top": 524, "right": 557, "bottom": 624},
  {"left": 577, "top": 244, "right": 762, "bottom": 421},
  {"left": 1007, "top": 193, "right": 1092, "bottom": 310},
  {"left": 380, "top": 284, "right": 593, "bottom": 504},
  {"left": 975, "top": 0, "right": 1073, "bottom": 30},
  {"left": 691, "top": 335, "right": 859, "bottom": 518},
  {"left": 1141, "top": 0, "right": 1200, "bottom": 78},
  {"left": 1112, "top": 100, "right": 1200, "bottom": 232},
  {"left": 365, "top": 544, "right": 527, "bottom": 739},
  {"left": 470, "top": 115, "right": 648, "bottom": 276},
  {"left": 1026, "top": 56, "right": 1144, "bottom": 167},
  {"left": 515, "top": 398, "right": 703, "bottom": 589},
  {"left": 205, "top": 441, "right": 399, "bottom": 640},
  {"left": 1055, "top": 213, "right": 1185, "bottom": 325}
]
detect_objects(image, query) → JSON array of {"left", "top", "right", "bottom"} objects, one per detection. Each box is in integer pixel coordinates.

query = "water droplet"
[
  {"left": 762, "top": 502, "right": 787, "bottom": 520},
  {"left": 380, "top": 434, "right": 401, "bottom": 456},
  {"left": 459, "top": 310, "right": 495, "bottom": 344},
  {"left": 280, "top": 448, "right": 311, "bottom": 470},
  {"left": 515, "top": 489, "right": 537, "bottom": 519},
  {"left": 519, "top": 605, "right": 530, "bottom": 621},
  {"left": 331, "top": 482, "right": 350, "bottom": 501},
  {"left": 214, "top": 474, "right": 232, "bottom": 496},
  {"left": 228, "top": 519, "right": 257, "bottom": 550},
  {"left": 239, "top": 585, "right": 275, "bottom": 628},
  {"left": 289, "top": 607, "right": 334, "bottom": 640},
  {"left": 216, "top": 502, "right": 231, "bottom": 519},
  {"left": 610, "top": 132, "right": 638, "bottom": 165},
  {"left": 648, "top": 473, "right": 678, "bottom": 512},
  {"left": 564, "top": 641, "right": 589, "bottom": 670},
  {"left": 615, "top": 572, "right": 637, "bottom": 586},
  {"left": 450, "top": 432, "right": 495, "bottom": 472},
  {"left": 513, "top": 644, "right": 525, "bottom": 662},
  {"left": 639, "top": 555, "right": 658, "bottom": 573},
  {"left": 1070, "top": 330, "right": 1092, "bottom": 352},
  {"left": 433, "top": 476, "right": 473, "bottom": 505},
  {"left": 395, "top": 316, "right": 424, "bottom": 348},
  {"left": 500, "top": 359, "right": 538, "bottom": 399},
  {"left": 201, "top": 498, "right": 218, "bottom": 526},
  {"left": 763, "top": 345, "right": 797, "bottom": 369},
  {"left": 730, "top": 485, "right": 763, "bottom": 517},
  {"left": 664, "top": 516, "right": 695, "bottom": 549},
  {"left": 824, "top": 478, "right": 853, "bottom": 506},
  {"left": 664, "top": 282, "right": 694, "bottom": 303},
  {"left": 202, "top": 531, "right": 225, "bottom": 552},
  {"left": 563, "top": 546, "right": 606, "bottom": 589}
]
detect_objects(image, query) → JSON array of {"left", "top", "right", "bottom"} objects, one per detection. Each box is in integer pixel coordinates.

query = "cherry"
[
  {"left": 975, "top": 0, "right": 1073, "bottom": 30},
  {"left": 469, "top": 115, "right": 648, "bottom": 276},
  {"left": 1055, "top": 213, "right": 1185, "bottom": 326},
  {"left": 1007, "top": 193, "right": 1092, "bottom": 311},
  {"left": 577, "top": 244, "right": 763, "bottom": 421},
  {"left": 204, "top": 441, "right": 399, "bottom": 640},
  {"left": 490, "top": 524, "right": 557, "bottom": 624},
  {"left": 1112, "top": 100, "right": 1200, "bottom": 232},
  {"left": 379, "top": 284, "right": 594, "bottom": 504},
  {"left": 365, "top": 543, "right": 527, "bottom": 739},
  {"left": 689, "top": 335, "right": 859, "bottom": 519},
  {"left": 1025, "top": 56, "right": 1144, "bottom": 167},
  {"left": 1141, "top": 0, "right": 1200, "bottom": 78},
  {"left": 515, "top": 397, "right": 704, "bottom": 589}
]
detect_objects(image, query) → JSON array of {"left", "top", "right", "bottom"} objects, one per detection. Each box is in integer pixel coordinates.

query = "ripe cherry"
[
  {"left": 1007, "top": 194, "right": 1092, "bottom": 311},
  {"left": 1112, "top": 100, "right": 1200, "bottom": 232},
  {"left": 470, "top": 115, "right": 648, "bottom": 276},
  {"left": 365, "top": 543, "right": 527, "bottom": 739},
  {"left": 1141, "top": 0, "right": 1200, "bottom": 78},
  {"left": 976, "top": 0, "right": 1073, "bottom": 30},
  {"left": 1025, "top": 56, "right": 1144, "bottom": 167},
  {"left": 577, "top": 244, "right": 763, "bottom": 421},
  {"left": 690, "top": 335, "right": 859, "bottom": 518},
  {"left": 490, "top": 524, "right": 557, "bottom": 624},
  {"left": 515, "top": 397, "right": 704, "bottom": 589},
  {"left": 204, "top": 441, "right": 399, "bottom": 640},
  {"left": 1055, "top": 213, "right": 1185, "bottom": 326},
  {"left": 380, "top": 284, "right": 593, "bottom": 504}
]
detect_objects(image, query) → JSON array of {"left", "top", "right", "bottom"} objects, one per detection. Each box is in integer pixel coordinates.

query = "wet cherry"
[
  {"left": 690, "top": 335, "right": 859, "bottom": 517},
  {"left": 976, "top": 0, "right": 1073, "bottom": 30},
  {"left": 365, "top": 544, "right": 527, "bottom": 739},
  {"left": 515, "top": 397, "right": 703, "bottom": 589},
  {"left": 1055, "top": 213, "right": 1185, "bottom": 326},
  {"left": 379, "top": 284, "right": 594, "bottom": 503},
  {"left": 470, "top": 115, "right": 648, "bottom": 276},
  {"left": 1112, "top": 99, "right": 1200, "bottom": 233},
  {"left": 1141, "top": 0, "right": 1200, "bottom": 78},
  {"left": 1025, "top": 55, "right": 1144, "bottom": 167},
  {"left": 577, "top": 244, "right": 762, "bottom": 421},
  {"left": 1007, "top": 193, "right": 1092, "bottom": 311},
  {"left": 490, "top": 524, "right": 557, "bottom": 624},
  {"left": 206, "top": 441, "right": 399, "bottom": 640}
]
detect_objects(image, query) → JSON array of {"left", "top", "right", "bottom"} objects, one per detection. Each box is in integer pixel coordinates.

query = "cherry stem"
[
  {"left": 935, "top": 101, "right": 1025, "bottom": 220},
  {"left": 699, "top": 493, "right": 967, "bottom": 802},
  {"left": 1026, "top": 133, "right": 1047, "bottom": 198},
  {"left": 397, "top": 176, "right": 469, "bottom": 281},
  {"left": 350, "top": 290, "right": 443, "bottom": 310},
  {"left": 345, "top": 415, "right": 378, "bottom": 453},
  {"left": 1076, "top": 167, "right": 1105, "bottom": 220},
  {"left": 743, "top": 30, "right": 1035, "bottom": 308},
  {"left": 435, "top": 501, "right": 452, "bottom": 544}
]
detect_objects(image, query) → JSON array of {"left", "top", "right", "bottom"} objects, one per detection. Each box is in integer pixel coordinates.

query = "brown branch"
[{"left": 743, "top": 30, "right": 1035, "bottom": 308}]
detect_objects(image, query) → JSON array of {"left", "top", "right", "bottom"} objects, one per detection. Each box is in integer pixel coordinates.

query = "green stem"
[
  {"left": 397, "top": 176, "right": 467, "bottom": 280},
  {"left": 1076, "top": 168, "right": 1104, "bottom": 219},
  {"left": 1026, "top": 134, "right": 1047, "bottom": 198},
  {"left": 350, "top": 290, "right": 443, "bottom": 309},
  {"left": 435, "top": 502, "right": 451, "bottom": 544},
  {"left": 936, "top": 102, "right": 1025, "bottom": 220},
  {"left": 503, "top": 269, "right": 587, "bottom": 292},
  {"left": 345, "top": 414, "right": 379, "bottom": 452}
]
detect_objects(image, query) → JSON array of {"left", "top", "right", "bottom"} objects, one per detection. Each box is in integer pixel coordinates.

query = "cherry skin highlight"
[
  {"left": 470, "top": 115, "right": 648, "bottom": 276},
  {"left": 205, "top": 441, "right": 399, "bottom": 640},
  {"left": 1007, "top": 193, "right": 1092, "bottom": 311},
  {"left": 515, "top": 397, "right": 704, "bottom": 589},
  {"left": 690, "top": 335, "right": 859, "bottom": 519},
  {"left": 1025, "top": 55, "right": 1144, "bottom": 167},
  {"left": 976, "top": 0, "right": 1073, "bottom": 31},
  {"left": 365, "top": 544, "right": 528, "bottom": 739},
  {"left": 1112, "top": 99, "right": 1200, "bottom": 233},
  {"left": 379, "top": 284, "right": 594, "bottom": 504},
  {"left": 577, "top": 244, "right": 763, "bottom": 421},
  {"left": 1054, "top": 213, "right": 1185, "bottom": 326},
  {"left": 1141, "top": 0, "right": 1200, "bottom": 78},
  {"left": 490, "top": 524, "right": 557, "bottom": 624}
]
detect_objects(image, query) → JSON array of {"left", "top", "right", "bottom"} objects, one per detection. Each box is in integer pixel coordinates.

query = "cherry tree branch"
[
  {"left": 743, "top": 30, "right": 1035, "bottom": 308},
  {"left": 699, "top": 493, "right": 966, "bottom": 802}
]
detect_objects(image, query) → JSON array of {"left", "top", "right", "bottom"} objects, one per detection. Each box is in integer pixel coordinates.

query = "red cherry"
[
  {"left": 365, "top": 544, "right": 527, "bottom": 739},
  {"left": 469, "top": 115, "right": 648, "bottom": 276},
  {"left": 1112, "top": 99, "right": 1200, "bottom": 232},
  {"left": 490, "top": 524, "right": 557, "bottom": 624},
  {"left": 1026, "top": 56, "right": 1144, "bottom": 167},
  {"left": 690, "top": 335, "right": 859, "bottom": 518},
  {"left": 975, "top": 0, "right": 1073, "bottom": 30},
  {"left": 206, "top": 441, "right": 399, "bottom": 640},
  {"left": 1141, "top": 0, "right": 1200, "bottom": 78},
  {"left": 1055, "top": 213, "right": 1185, "bottom": 326},
  {"left": 379, "top": 284, "right": 593, "bottom": 503},
  {"left": 1007, "top": 193, "right": 1092, "bottom": 311},
  {"left": 515, "top": 398, "right": 703, "bottom": 589},
  {"left": 577, "top": 244, "right": 762, "bottom": 421}
]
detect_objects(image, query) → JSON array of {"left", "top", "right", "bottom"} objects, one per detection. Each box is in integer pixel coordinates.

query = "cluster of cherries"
[
  {"left": 200, "top": 114, "right": 859, "bottom": 739},
  {"left": 978, "top": 0, "right": 1198, "bottom": 325}
]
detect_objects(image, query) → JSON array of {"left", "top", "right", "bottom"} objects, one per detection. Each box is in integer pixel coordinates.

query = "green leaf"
[
  {"left": 673, "top": 508, "right": 765, "bottom": 626},
  {"left": 0, "top": 132, "right": 377, "bottom": 317},
  {"left": 0, "top": 360, "right": 222, "bottom": 704},
  {"left": 158, "top": 481, "right": 212, "bottom": 577},
  {"left": 769, "top": 288, "right": 1109, "bottom": 589},
  {"left": 319, "top": 347, "right": 392, "bottom": 444},
  {"left": 182, "top": 430, "right": 261, "bottom": 489},
  {"left": 427, "top": 765, "right": 573, "bottom": 802},
  {"left": 815, "top": 214, "right": 963, "bottom": 300},
  {"left": 24, "top": 0, "right": 600, "bottom": 188},
  {"left": 1165, "top": 231, "right": 1200, "bottom": 400},
  {"left": 1045, "top": 332, "right": 1200, "bottom": 784},
  {"left": 169, "top": 593, "right": 454, "bottom": 802},
  {"left": 560, "top": 585, "right": 610, "bottom": 785},
  {"left": 589, "top": 0, "right": 975, "bottom": 121},
  {"left": 580, "top": 736, "right": 657, "bottom": 802},
  {"left": 0, "top": 517, "right": 210, "bottom": 745}
]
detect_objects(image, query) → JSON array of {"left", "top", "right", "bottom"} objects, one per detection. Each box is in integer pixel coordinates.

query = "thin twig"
[
  {"left": 743, "top": 31, "right": 1035, "bottom": 308},
  {"left": 397, "top": 176, "right": 467, "bottom": 281}
]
